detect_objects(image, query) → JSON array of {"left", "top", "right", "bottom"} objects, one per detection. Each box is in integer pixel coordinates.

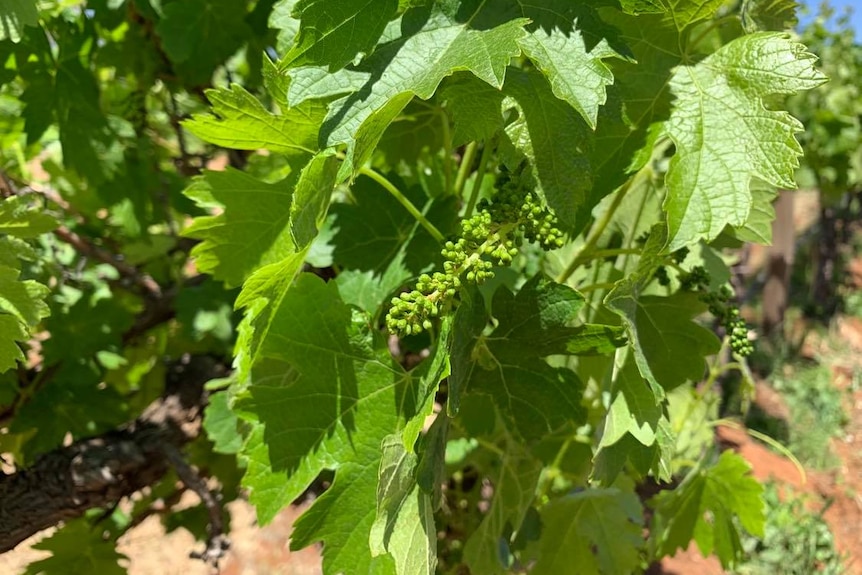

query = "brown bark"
[{"left": 0, "top": 356, "right": 222, "bottom": 554}]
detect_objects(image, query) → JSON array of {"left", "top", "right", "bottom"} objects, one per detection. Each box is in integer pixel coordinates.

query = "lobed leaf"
[
  {"left": 529, "top": 486, "right": 644, "bottom": 575},
  {"left": 652, "top": 450, "right": 765, "bottom": 568},
  {"left": 664, "top": 33, "right": 826, "bottom": 249},
  {"left": 280, "top": 0, "right": 398, "bottom": 71},
  {"left": 287, "top": 1, "right": 527, "bottom": 178},
  {"left": 184, "top": 85, "right": 326, "bottom": 157}
]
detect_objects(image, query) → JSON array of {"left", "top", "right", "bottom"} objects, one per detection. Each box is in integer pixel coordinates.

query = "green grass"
[
  {"left": 734, "top": 483, "right": 845, "bottom": 575},
  {"left": 771, "top": 363, "right": 848, "bottom": 470}
]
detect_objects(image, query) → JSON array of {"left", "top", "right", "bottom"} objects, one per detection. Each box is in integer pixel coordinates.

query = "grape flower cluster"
[
  {"left": 386, "top": 174, "right": 565, "bottom": 336},
  {"left": 678, "top": 265, "right": 754, "bottom": 356}
]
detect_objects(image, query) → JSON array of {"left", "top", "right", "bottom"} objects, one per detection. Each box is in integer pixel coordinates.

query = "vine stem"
[
  {"left": 439, "top": 109, "right": 454, "bottom": 193},
  {"left": 464, "top": 140, "right": 493, "bottom": 218},
  {"left": 579, "top": 282, "right": 617, "bottom": 294},
  {"left": 555, "top": 178, "right": 633, "bottom": 284},
  {"left": 359, "top": 166, "right": 445, "bottom": 243},
  {"left": 453, "top": 141, "right": 478, "bottom": 199}
]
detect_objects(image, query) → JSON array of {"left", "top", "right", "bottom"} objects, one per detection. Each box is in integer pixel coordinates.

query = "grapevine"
[
  {"left": 386, "top": 169, "right": 564, "bottom": 336},
  {"left": 0, "top": 1, "right": 829, "bottom": 574},
  {"left": 679, "top": 266, "right": 755, "bottom": 356}
]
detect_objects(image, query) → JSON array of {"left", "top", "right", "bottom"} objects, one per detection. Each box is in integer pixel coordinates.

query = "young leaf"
[
  {"left": 183, "top": 152, "right": 337, "bottom": 287},
  {"left": 594, "top": 353, "right": 675, "bottom": 484},
  {"left": 652, "top": 450, "right": 765, "bottom": 568},
  {"left": 664, "top": 33, "right": 826, "bottom": 249},
  {"left": 742, "top": 0, "right": 799, "bottom": 33},
  {"left": 729, "top": 182, "right": 778, "bottom": 244},
  {"left": 183, "top": 85, "right": 327, "bottom": 157},
  {"left": 203, "top": 391, "right": 243, "bottom": 455},
  {"left": 582, "top": 11, "right": 681, "bottom": 227}
]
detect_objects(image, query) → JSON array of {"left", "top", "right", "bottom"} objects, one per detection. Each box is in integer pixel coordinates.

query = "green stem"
[
  {"left": 579, "top": 282, "right": 617, "bottom": 294},
  {"left": 439, "top": 109, "right": 454, "bottom": 194},
  {"left": 556, "top": 179, "right": 633, "bottom": 283},
  {"left": 453, "top": 141, "right": 478, "bottom": 200},
  {"left": 464, "top": 140, "right": 493, "bottom": 218},
  {"left": 359, "top": 167, "right": 445, "bottom": 243},
  {"left": 590, "top": 248, "right": 641, "bottom": 259},
  {"left": 711, "top": 418, "right": 807, "bottom": 484}
]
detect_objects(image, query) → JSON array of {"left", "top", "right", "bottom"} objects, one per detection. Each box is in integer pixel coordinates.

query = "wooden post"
[{"left": 762, "top": 191, "right": 795, "bottom": 337}]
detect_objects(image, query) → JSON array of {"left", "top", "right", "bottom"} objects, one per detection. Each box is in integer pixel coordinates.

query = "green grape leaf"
[
  {"left": 155, "top": 0, "right": 252, "bottom": 85},
  {"left": 610, "top": 292, "right": 720, "bottom": 393},
  {"left": 618, "top": 0, "right": 666, "bottom": 14},
  {"left": 51, "top": 46, "right": 115, "bottom": 184},
  {"left": 488, "top": 275, "right": 625, "bottom": 359},
  {"left": 269, "top": 0, "right": 301, "bottom": 53},
  {"left": 232, "top": 248, "right": 310, "bottom": 383},
  {"left": 652, "top": 450, "right": 765, "bottom": 568},
  {"left": 599, "top": 352, "right": 662, "bottom": 448},
  {"left": 0, "top": 0, "right": 38, "bottom": 43},
  {"left": 370, "top": 436, "right": 437, "bottom": 575},
  {"left": 440, "top": 74, "right": 506, "bottom": 147},
  {"left": 184, "top": 152, "right": 337, "bottom": 287},
  {"left": 0, "top": 265, "right": 49, "bottom": 328},
  {"left": 463, "top": 431, "right": 543, "bottom": 575},
  {"left": 448, "top": 287, "right": 488, "bottom": 416},
  {"left": 234, "top": 274, "right": 416, "bottom": 574},
  {"left": 593, "top": 423, "right": 674, "bottom": 485},
  {"left": 0, "top": 195, "right": 58, "bottom": 237},
  {"left": 469, "top": 357, "right": 584, "bottom": 442},
  {"left": 380, "top": 485, "right": 436, "bottom": 575},
  {"left": 729, "top": 182, "right": 778, "bottom": 244},
  {"left": 329, "top": 174, "right": 456, "bottom": 275},
  {"left": 664, "top": 32, "right": 826, "bottom": 250},
  {"left": 23, "top": 519, "right": 127, "bottom": 575},
  {"left": 594, "top": 352, "right": 675, "bottom": 484},
  {"left": 183, "top": 85, "right": 327, "bottom": 157},
  {"left": 287, "top": 2, "right": 527, "bottom": 177},
  {"left": 503, "top": 68, "right": 591, "bottom": 229},
  {"left": 606, "top": 226, "right": 721, "bottom": 397},
  {"left": 742, "top": 0, "right": 799, "bottom": 33},
  {"left": 401, "top": 317, "right": 452, "bottom": 451},
  {"left": 203, "top": 391, "right": 243, "bottom": 455},
  {"left": 416, "top": 414, "right": 449, "bottom": 508},
  {"left": 464, "top": 277, "right": 618, "bottom": 441},
  {"left": 580, "top": 11, "right": 680, "bottom": 229},
  {"left": 529, "top": 486, "right": 644, "bottom": 575},
  {"left": 0, "top": 315, "right": 27, "bottom": 373},
  {"left": 516, "top": 4, "right": 629, "bottom": 128},
  {"left": 335, "top": 259, "right": 411, "bottom": 316},
  {"left": 280, "top": 0, "right": 398, "bottom": 71},
  {"left": 664, "top": 0, "right": 725, "bottom": 30},
  {"left": 0, "top": 210, "right": 52, "bottom": 372}
]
